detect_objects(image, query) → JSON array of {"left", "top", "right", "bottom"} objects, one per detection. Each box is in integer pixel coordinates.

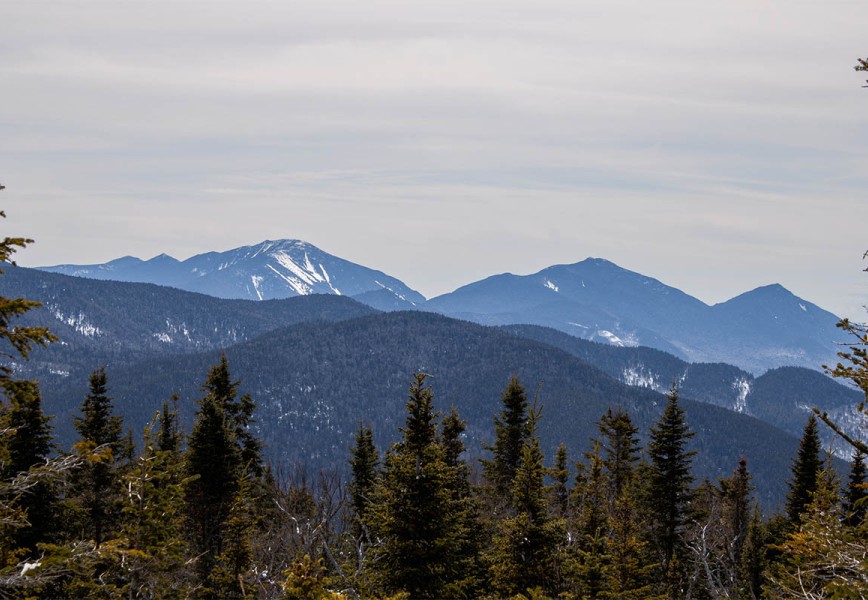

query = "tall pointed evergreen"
[
  {"left": 369, "top": 374, "right": 474, "bottom": 598},
  {"left": 549, "top": 442, "right": 570, "bottom": 519},
  {"left": 184, "top": 355, "right": 261, "bottom": 590},
  {"left": 71, "top": 367, "right": 124, "bottom": 546},
  {"left": 482, "top": 376, "right": 530, "bottom": 502},
  {"left": 645, "top": 385, "right": 695, "bottom": 595},
  {"left": 785, "top": 414, "right": 822, "bottom": 527},
  {"left": 1, "top": 380, "right": 56, "bottom": 552},
  {"left": 490, "top": 402, "right": 565, "bottom": 597},
  {"left": 844, "top": 449, "right": 867, "bottom": 527},
  {"left": 598, "top": 407, "right": 641, "bottom": 501},
  {"left": 348, "top": 421, "right": 378, "bottom": 541}
]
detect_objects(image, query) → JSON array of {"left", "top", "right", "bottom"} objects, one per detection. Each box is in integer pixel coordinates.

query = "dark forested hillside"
[
  {"left": 503, "top": 324, "right": 864, "bottom": 452},
  {"left": 40, "top": 310, "right": 811, "bottom": 508},
  {"left": 0, "top": 265, "right": 377, "bottom": 375}
]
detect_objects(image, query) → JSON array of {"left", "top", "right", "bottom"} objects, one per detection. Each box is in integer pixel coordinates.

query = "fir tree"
[
  {"left": 598, "top": 407, "right": 641, "bottom": 502},
  {"left": 71, "top": 367, "right": 124, "bottom": 546},
  {"left": 0, "top": 203, "right": 57, "bottom": 392},
  {"left": 549, "top": 442, "right": 570, "bottom": 519},
  {"left": 738, "top": 506, "right": 767, "bottom": 600},
  {"left": 573, "top": 441, "right": 610, "bottom": 599},
  {"left": 0, "top": 380, "right": 56, "bottom": 553},
  {"left": 767, "top": 463, "right": 868, "bottom": 597},
  {"left": 482, "top": 376, "right": 530, "bottom": 503},
  {"left": 844, "top": 448, "right": 867, "bottom": 527},
  {"left": 490, "top": 402, "right": 565, "bottom": 597},
  {"left": 348, "top": 421, "right": 378, "bottom": 541},
  {"left": 645, "top": 386, "right": 695, "bottom": 596},
  {"left": 784, "top": 414, "right": 822, "bottom": 527},
  {"left": 369, "top": 374, "right": 474, "bottom": 598},
  {"left": 119, "top": 417, "right": 190, "bottom": 598},
  {"left": 184, "top": 356, "right": 262, "bottom": 591},
  {"left": 719, "top": 458, "right": 752, "bottom": 573}
]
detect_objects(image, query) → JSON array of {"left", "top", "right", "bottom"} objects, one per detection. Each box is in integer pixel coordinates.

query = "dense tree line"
[{"left": 1, "top": 360, "right": 866, "bottom": 598}]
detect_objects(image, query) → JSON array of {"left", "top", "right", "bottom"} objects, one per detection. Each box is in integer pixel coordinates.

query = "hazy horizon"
[{"left": 4, "top": 1, "right": 867, "bottom": 319}]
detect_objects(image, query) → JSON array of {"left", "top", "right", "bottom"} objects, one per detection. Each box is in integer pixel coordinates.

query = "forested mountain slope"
[
  {"left": 502, "top": 324, "right": 864, "bottom": 456},
  {"left": 38, "top": 310, "right": 816, "bottom": 508}
]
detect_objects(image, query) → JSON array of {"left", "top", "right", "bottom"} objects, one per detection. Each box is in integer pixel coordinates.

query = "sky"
[{"left": 3, "top": 0, "right": 867, "bottom": 318}]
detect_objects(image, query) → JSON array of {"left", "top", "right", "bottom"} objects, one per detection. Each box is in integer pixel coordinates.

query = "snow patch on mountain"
[
  {"left": 623, "top": 364, "right": 660, "bottom": 389},
  {"left": 48, "top": 305, "right": 101, "bottom": 338},
  {"left": 732, "top": 377, "right": 751, "bottom": 413}
]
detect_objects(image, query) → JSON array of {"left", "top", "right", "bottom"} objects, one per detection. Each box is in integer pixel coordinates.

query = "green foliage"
[
  {"left": 368, "top": 374, "right": 479, "bottom": 598},
  {"left": 857, "top": 57, "right": 868, "bottom": 86},
  {"left": 767, "top": 463, "right": 868, "bottom": 597},
  {"left": 644, "top": 386, "right": 695, "bottom": 595},
  {"left": 184, "top": 355, "right": 262, "bottom": 592},
  {"left": 0, "top": 210, "right": 57, "bottom": 391},
  {"left": 784, "top": 414, "right": 822, "bottom": 527},
  {"left": 348, "top": 421, "right": 378, "bottom": 541},
  {"left": 482, "top": 376, "right": 530, "bottom": 503},
  {"left": 70, "top": 368, "right": 125, "bottom": 546},
  {"left": 548, "top": 442, "right": 569, "bottom": 519},
  {"left": 844, "top": 449, "right": 867, "bottom": 527},
  {"left": 0, "top": 380, "right": 57, "bottom": 553},
  {"left": 490, "top": 403, "right": 566, "bottom": 597}
]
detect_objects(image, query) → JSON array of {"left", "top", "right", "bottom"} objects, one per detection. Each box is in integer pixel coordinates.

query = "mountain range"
[
  {"left": 2, "top": 265, "right": 863, "bottom": 508},
  {"left": 40, "top": 240, "right": 846, "bottom": 374}
]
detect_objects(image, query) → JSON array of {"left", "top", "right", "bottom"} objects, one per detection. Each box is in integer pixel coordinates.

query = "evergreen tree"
[
  {"left": 369, "top": 374, "right": 473, "bottom": 598},
  {"left": 844, "top": 448, "right": 867, "bottom": 527},
  {"left": 118, "top": 417, "right": 190, "bottom": 598},
  {"left": 719, "top": 458, "right": 752, "bottom": 574},
  {"left": 439, "top": 406, "right": 485, "bottom": 597},
  {"left": 572, "top": 441, "right": 610, "bottom": 599},
  {"left": 784, "top": 414, "right": 822, "bottom": 527},
  {"left": 0, "top": 203, "right": 57, "bottom": 392},
  {"left": 549, "top": 442, "right": 570, "bottom": 519},
  {"left": 738, "top": 506, "right": 767, "bottom": 600},
  {"left": 490, "top": 402, "right": 565, "bottom": 597},
  {"left": 0, "top": 380, "right": 56, "bottom": 553},
  {"left": 184, "top": 356, "right": 262, "bottom": 592},
  {"left": 348, "top": 421, "right": 378, "bottom": 541},
  {"left": 598, "top": 407, "right": 641, "bottom": 502},
  {"left": 767, "top": 463, "right": 868, "bottom": 597},
  {"left": 481, "top": 376, "right": 530, "bottom": 503},
  {"left": 71, "top": 367, "right": 124, "bottom": 546},
  {"left": 645, "top": 386, "right": 695, "bottom": 596}
]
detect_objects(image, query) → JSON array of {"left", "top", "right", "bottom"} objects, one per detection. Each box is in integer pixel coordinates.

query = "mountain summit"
[
  {"left": 425, "top": 258, "right": 843, "bottom": 373},
  {"left": 40, "top": 240, "right": 425, "bottom": 310}
]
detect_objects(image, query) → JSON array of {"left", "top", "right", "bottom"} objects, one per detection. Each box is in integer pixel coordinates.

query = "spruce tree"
[
  {"left": 481, "top": 376, "right": 530, "bottom": 502},
  {"left": 645, "top": 386, "right": 695, "bottom": 596},
  {"left": 490, "top": 403, "right": 565, "bottom": 597},
  {"left": 348, "top": 421, "right": 378, "bottom": 541},
  {"left": 184, "top": 355, "right": 262, "bottom": 591},
  {"left": 71, "top": 367, "right": 124, "bottom": 546},
  {"left": 844, "top": 448, "right": 867, "bottom": 527},
  {"left": 573, "top": 441, "right": 610, "bottom": 599},
  {"left": 719, "top": 458, "right": 752, "bottom": 572},
  {"left": 598, "top": 407, "right": 641, "bottom": 501},
  {"left": 549, "top": 442, "right": 570, "bottom": 519},
  {"left": 0, "top": 380, "right": 56, "bottom": 552},
  {"left": 369, "top": 374, "right": 472, "bottom": 598},
  {"left": 784, "top": 414, "right": 822, "bottom": 527},
  {"left": 439, "top": 406, "right": 484, "bottom": 597}
]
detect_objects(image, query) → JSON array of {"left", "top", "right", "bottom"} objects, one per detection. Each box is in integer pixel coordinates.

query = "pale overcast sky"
[{"left": 3, "top": 1, "right": 867, "bottom": 318}]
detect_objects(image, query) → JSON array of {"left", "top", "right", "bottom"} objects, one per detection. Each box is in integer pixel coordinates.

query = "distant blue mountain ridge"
[{"left": 39, "top": 241, "right": 846, "bottom": 374}]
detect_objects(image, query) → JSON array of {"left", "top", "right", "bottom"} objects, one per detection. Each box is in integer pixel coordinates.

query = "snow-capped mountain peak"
[{"left": 39, "top": 239, "right": 425, "bottom": 310}]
